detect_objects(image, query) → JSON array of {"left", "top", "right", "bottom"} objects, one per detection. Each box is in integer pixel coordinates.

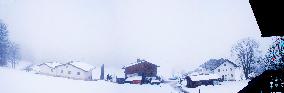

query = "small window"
[
  {"left": 224, "top": 64, "right": 226, "bottom": 66},
  {"left": 77, "top": 72, "right": 80, "bottom": 75},
  {"left": 226, "top": 69, "right": 227, "bottom": 71},
  {"left": 230, "top": 68, "right": 232, "bottom": 71},
  {"left": 51, "top": 69, "right": 53, "bottom": 72},
  {"left": 61, "top": 70, "right": 63, "bottom": 73},
  {"left": 231, "top": 74, "right": 233, "bottom": 77},
  {"left": 68, "top": 71, "right": 71, "bottom": 74},
  {"left": 218, "top": 69, "right": 220, "bottom": 72}
]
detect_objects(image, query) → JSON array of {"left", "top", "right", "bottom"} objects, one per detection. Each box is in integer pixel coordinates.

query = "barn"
[{"left": 123, "top": 59, "right": 159, "bottom": 78}]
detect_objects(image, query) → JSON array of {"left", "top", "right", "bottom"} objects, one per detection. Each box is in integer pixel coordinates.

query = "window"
[
  {"left": 218, "top": 69, "right": 220, "bottom": 72},
  {"left": 77, "top": 72, "right": 80, "bottom": 75},
  {"left": 66, "top": 66, "right": 68, "bottom": 68},
  {"left": 226, "top": 69, "right": 227, "bottom": 71},
  {"left": 68, "top": 71, "right": 71, "bottom": 74},
  {"left": 231, "top": 74, "right": 233, "bottom": 77},
  {"left": 61, "top": 70, "right": 63, "bottom": 73},
  {"left": 51, "top": 69, "right": 53, "bottom": 72},
  {"left": 230, "top": 68, "right": 232, "bottom": 71},
  {"left": 224, "top": 64, "right": 226, "bottom": 66}
]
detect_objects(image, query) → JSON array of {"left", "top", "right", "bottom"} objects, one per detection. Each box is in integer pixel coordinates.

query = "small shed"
[
  {"left": 186, "top": 73, "right": 221, "bottom": 88},
  {"left": 115, "top": 69, "right": 126, "bottom": 84}
]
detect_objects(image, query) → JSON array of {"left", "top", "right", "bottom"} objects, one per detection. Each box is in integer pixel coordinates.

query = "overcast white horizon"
[{"left": 0, "top": 0, "right": 272, "bottom": 75}]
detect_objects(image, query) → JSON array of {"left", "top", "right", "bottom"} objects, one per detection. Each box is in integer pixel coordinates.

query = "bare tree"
[
  {"left": 231, "top": 37, "right": 259, "bottom": 79},
  {"left": 7, "top": 42, "right": 20, "bottom": 68}
]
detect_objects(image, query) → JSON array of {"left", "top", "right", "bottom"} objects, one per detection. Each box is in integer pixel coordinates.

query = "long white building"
[
  {"left": 37, "top": 61, "right": 95, "bottom": 81},
  {"left": 37, "top": 62, "right": 62, "bottom": 76}
]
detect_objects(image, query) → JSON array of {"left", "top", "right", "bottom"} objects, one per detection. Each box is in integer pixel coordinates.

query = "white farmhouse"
[
  {"left": 55, "top": 61, "right": 94, "bottom": 80},
  {"left": 198, "top": 58, "right": 238, "bottom": 81},
  {"left": 37, "top": 62, "right": 62, "bottom": 76}
]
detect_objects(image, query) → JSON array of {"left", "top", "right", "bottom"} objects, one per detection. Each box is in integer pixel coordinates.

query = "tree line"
[{"left": 0, "top": 20, "right": 20, "bottom": 68}]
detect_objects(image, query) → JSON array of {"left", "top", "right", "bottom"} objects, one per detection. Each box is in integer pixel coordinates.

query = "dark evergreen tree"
[
  {"left": 100, "top": 64, "right": 104, "bottom": 80},
  {"left": 0, "top": 20, "right": 9, "bottom": 66},
  {"left": 265, "top": 37, "right": 284, "bottom": 70}
]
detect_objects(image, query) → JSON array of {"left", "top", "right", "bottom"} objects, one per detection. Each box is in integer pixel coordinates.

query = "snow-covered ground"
[
  {"left": 181, "top": 80, "right": 249, "bottom": 93},
  {"left": 0, "top": 67, "right": 177, "bottom": 93},
  {"left": 0, "top": 67, "right": 249, "bottom": 93}
]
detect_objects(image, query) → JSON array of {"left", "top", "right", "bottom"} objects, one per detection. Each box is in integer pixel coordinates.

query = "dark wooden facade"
[{"left": 123, "top": 59, "right": 159, "bottom": 77}]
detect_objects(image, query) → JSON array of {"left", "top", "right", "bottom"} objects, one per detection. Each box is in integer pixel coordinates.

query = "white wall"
[
  {"left": 38, "top": 64, "right": 55, "bottom": 76},
  {"left": 213, "top": 62, "right": 236, "bottom": 80},
  {"left": 55, "top": 64, "right": 92, "bottom": 80}
]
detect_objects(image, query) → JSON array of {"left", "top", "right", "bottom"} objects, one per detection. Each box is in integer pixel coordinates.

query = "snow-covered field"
[
  {"left": 0, "top": 67, "right": 249, "bottom": 93},
  {"left": 0, "top": 67, "right": 177, "bottom": 93},
  {"left": 181, "top": 80, "right": 249, "bottom": 93}
]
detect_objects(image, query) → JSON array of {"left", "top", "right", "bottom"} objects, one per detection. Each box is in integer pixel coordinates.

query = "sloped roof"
[
  {"left": 200, "top": 58, "right": 238, "bottom": 71},
  {"left": 122, "top": 59, "right": 159, "bottom": 69},
  {"left": 39, "top": 62, "right": 62, "bottom": 68},
  {"left": 190, "top": 73, "right": 220, "bottom": 81},
  {"left": 68, "top": 61, "right": 95, "bottom": 71}
]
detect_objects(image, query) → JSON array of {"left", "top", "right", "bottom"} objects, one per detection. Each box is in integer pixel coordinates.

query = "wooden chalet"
[{"left": 123, "top": 59, "right": 159, "bottom": 77}]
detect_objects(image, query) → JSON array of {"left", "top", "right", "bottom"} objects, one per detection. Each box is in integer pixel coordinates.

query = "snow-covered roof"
[
  {"left": 200, "top": 58, "right": 238, "bottom": 71},
  {"left": 68, "top": 61, "right": 95, "bottom": 71},
  {"left": 151, "top": 80, "right": 161, "bottom": 83},
  {"left": 190, "top": 74, "right": 220, "bottom": 81},
  {"left": 125, "top": 76, "right": 142, "bottom": 81},
  {"left": 40, "top": 62, "right": 62, "bottom": 68},
  {"left": 122, "top": 59, "right": 159, "bottom": 69}
]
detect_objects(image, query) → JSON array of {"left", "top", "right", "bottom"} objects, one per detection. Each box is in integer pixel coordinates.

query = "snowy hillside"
[{"left": 0, "top": 67, "right": 177, "bottom": 93}]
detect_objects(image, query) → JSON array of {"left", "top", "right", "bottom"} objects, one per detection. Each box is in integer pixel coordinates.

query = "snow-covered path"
[
  {"left": 168, "top": 81, "right": 189, "bottom": 93},
  {"left": 181, "top": 80, "right": 249, "bottom": 93},
  {"left": 0, "top": 68, "right": 177, "bottom": 93}
]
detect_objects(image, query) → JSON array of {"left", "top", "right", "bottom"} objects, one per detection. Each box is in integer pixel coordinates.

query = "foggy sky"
[{"left": 0, "top": 0, "right": 271, "bottom": 74}]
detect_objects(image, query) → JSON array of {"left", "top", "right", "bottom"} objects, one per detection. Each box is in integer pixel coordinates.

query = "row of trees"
[
  {"left": 231, "top": 36, "right": 284, "bottom": 80},
  {"left": 0, "top": 20, "right": 20, "bottom": 68}
]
